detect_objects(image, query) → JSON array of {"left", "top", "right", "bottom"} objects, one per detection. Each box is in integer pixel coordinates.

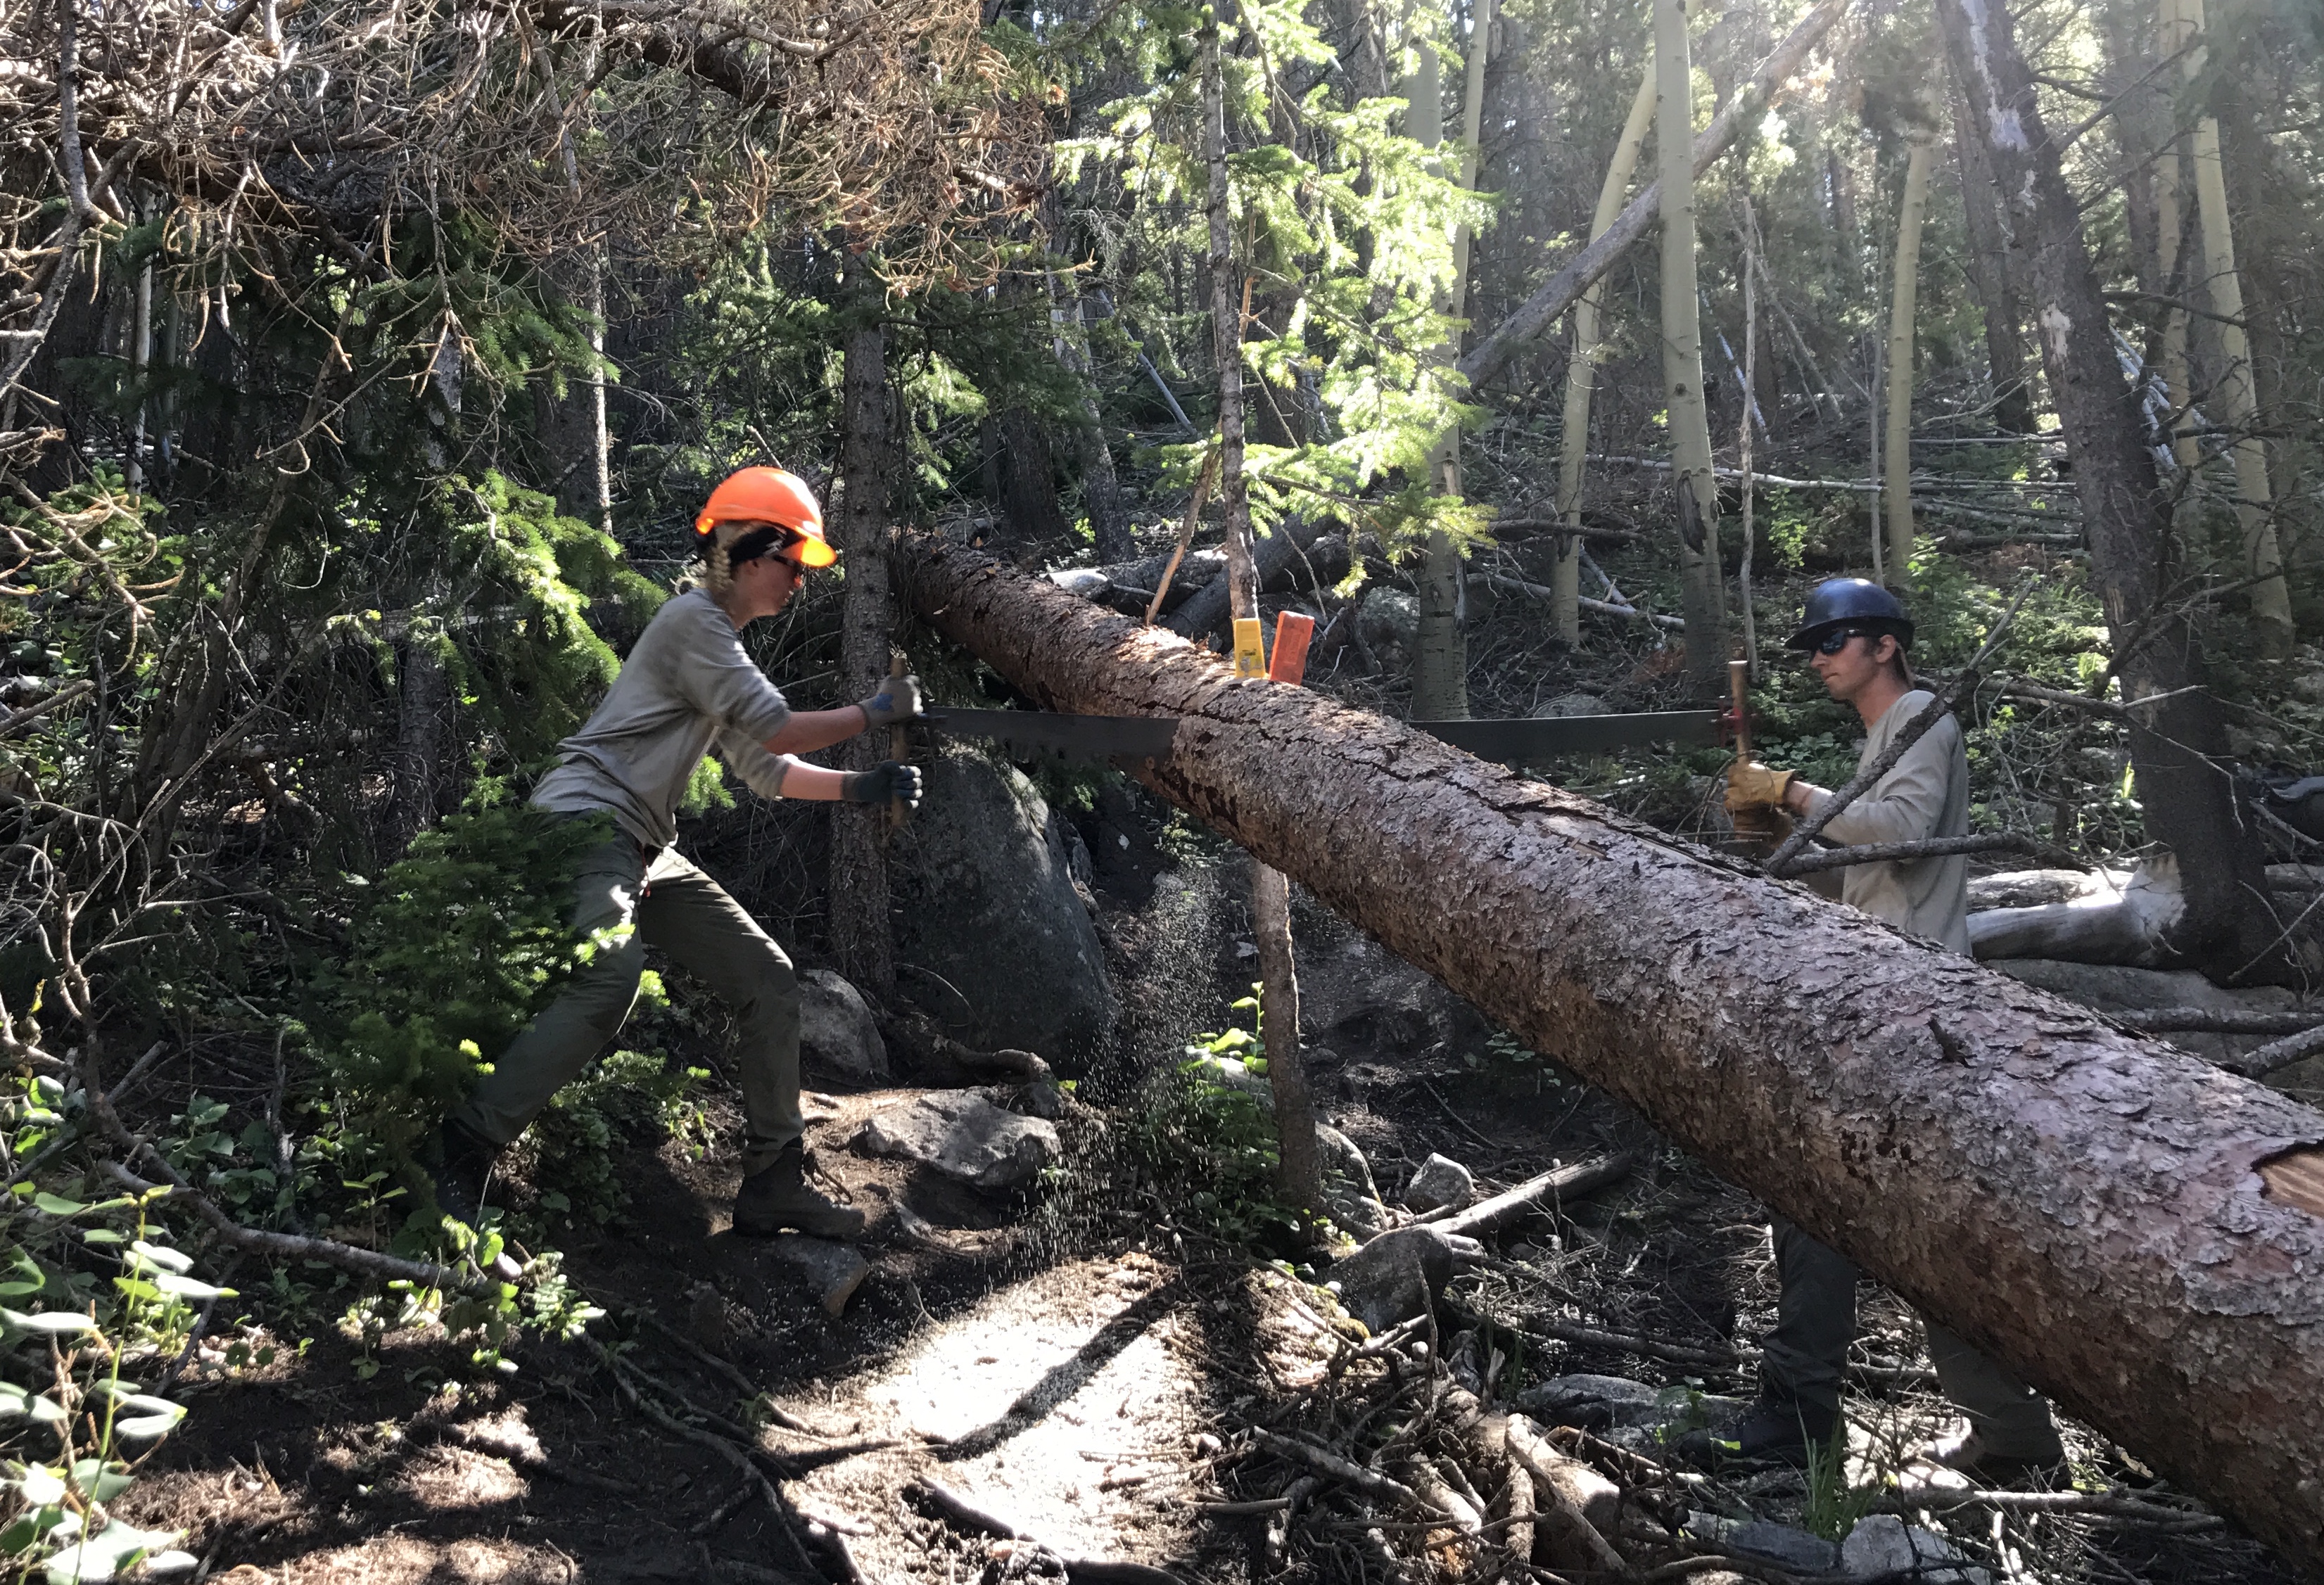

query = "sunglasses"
[{"left": 1813, "top": 628, "right": 1877, "bottom": 656}]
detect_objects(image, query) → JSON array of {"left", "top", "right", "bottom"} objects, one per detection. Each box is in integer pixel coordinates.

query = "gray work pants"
[
  {"left": 1761, "top": 1218, "right": 2064, "bottom": 1460},
  {"left": 453, "top": 833, "right": 804, "bottom": 1176}
]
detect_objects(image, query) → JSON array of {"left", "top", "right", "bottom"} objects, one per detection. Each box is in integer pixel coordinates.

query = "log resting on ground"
[{"left": 889, "top": 531, "right": 2324, "bottom": 1565}]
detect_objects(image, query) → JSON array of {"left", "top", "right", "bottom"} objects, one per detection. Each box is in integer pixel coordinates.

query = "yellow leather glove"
[{"left": 1725, "top": 760, "right": 1796, "bottom": 813}]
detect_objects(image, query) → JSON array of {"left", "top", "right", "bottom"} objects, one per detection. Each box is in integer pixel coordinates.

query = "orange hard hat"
[{"left": 694, "top": 467, "right": 837, "bottom": 567}]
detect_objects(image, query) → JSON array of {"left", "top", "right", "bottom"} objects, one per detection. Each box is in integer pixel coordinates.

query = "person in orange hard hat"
[{"left": 428, "top": 467, "right": 920, "bottom": 1242}]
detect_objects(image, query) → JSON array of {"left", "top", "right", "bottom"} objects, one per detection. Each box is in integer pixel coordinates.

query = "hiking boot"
[
  {"left": 1917, "top": 1427, "right": 2066, "bottom": 1487},
  {"left": 733, "top": 1145, "right": 867, "bottom": 1240},
  {"left": 1672, "top": 1397, "right": 1839, "bottom": 1471},
  {"left": 428, "top": 1119, "right": 500, "bottom": 1227}
]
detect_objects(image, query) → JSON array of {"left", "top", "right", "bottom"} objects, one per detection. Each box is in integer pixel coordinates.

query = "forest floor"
[{"left": 106, "top": 947, "right": 2307, "bottom": 1583}]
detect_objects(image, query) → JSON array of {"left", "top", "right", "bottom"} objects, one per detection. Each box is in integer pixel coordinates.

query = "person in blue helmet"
[{"left": 1698, "top": 578, "right": 2067, "bottom": 1479}]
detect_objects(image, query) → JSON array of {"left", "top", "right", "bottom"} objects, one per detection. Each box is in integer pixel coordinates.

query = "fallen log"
[
  {"left": 1436, "top": 1152, "right": 1636, "bottom": 1238},
  {"left": 889, "top": 532, "right": 2324, "bottom": 1565}
]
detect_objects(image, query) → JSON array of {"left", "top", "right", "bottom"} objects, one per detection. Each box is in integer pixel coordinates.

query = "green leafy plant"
[
  {"left": 0, "top": 1144, "right": 216, "bottom": 1584},
  {"left": 1802, "top": 1422, "right": 1879, "bottom": 1543},
  {"left": 1124, "top": 991, "right": 1302, "bottom": 1246},
  {"left": 313, "top": 803, "right": 623, "bottom": 1140}
]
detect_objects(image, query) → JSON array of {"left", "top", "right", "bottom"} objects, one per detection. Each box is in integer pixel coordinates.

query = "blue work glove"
[
  {"left": 844, "top": 760, "right": 922, "bottom": 810},
  {"left": 857, "top": 673, "right": 923, "bottom": 730}
]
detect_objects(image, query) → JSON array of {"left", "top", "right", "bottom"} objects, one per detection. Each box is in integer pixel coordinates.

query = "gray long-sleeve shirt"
[
  {"left": 532, "top": 589, "right": 798, "bottom": 848},
  {"left": 1801, "top": 688, "right": 1973, "bottom": 955}
]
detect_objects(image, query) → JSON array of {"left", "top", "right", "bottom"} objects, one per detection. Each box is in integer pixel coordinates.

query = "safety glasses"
[{"left": 1814, "top": 628, "right": 1874, "bottom": 656}]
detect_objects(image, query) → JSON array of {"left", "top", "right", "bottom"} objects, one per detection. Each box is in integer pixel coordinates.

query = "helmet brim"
[{"left": 791, "top": 537, "right": 837, "bottom": 568}]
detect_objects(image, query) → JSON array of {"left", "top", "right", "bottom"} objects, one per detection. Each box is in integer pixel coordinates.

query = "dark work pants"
[{"left": 1761, "top": 1217, "right": 2064, "bottom": 1459}]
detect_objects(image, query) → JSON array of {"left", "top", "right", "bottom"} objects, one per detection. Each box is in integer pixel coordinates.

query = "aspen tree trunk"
[
  {"left": 889, "top": 530, "right": 2324, "bottom": 1562},
  {"left": 1555, "top": 55, "right": 1658, "bottom": 644},
  {"left": 1458, "top": 0, "right": 1848, "bottom": 393},
  {"left": 1205, "top": 9, "right": 1319, "bottom": 1211},
  {"left": 2152, "top": 0, "right": 2199, "bottom": 475},
  {"left": 2176, "top": 0, "right": 2291, "bottom": 649},
  {"left": 1935, "top": 0, "right": 2278, "bottom": 977},
  {"left": 1883, "top": 134, "right": 1934, "bottom": 583},
  {"left": 1409, "top": 7, "right": 1468, "bottom": 722},
  {"left": 1655, "top": 0, "right": 1728, "bottom": 696},
  {"left": 127, "top": 196, "right": 151, "bottom": 494},
  {"left": 829, "top": 324, "right": 898, "bottom": 997}
]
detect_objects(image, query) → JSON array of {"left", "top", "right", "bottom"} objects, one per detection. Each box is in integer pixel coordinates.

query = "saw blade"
[
  {"left": 1412, "top": 711, "right": 1722, "bottom": 762},
  {"left": 923, "top": 708, "right": 1181, "bottom": 764}
]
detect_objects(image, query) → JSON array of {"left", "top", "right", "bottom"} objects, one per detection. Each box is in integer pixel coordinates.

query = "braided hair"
[{"left": 697, "top": 522, "right": 790, "bottom": 595}]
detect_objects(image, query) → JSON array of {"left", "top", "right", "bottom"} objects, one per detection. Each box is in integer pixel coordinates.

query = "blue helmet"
[{"left": 1787, "top": 578, "right": 1914, "bottom": 652}]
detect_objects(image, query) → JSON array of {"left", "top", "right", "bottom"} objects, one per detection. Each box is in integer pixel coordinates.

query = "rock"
[
  {"left": 799, "top": 970, "right": 889, "bottom": 1080},
  {"left": 1327, "top": 1225, "right": 1481, "bottom": 1335},
  {"left": 764, "top": 1236, "right": 872, "bottom": 1318},
  {"left": 1317, "top": 1124, "right": 1391, "bottom": 1233},
  {"left": 1987, "top": 957, "right": 2295, "bottom": 1066},
  {"left": 890, "top": 745, "right": 1118, "bottom": 1069},
  {"left": 1685, "top": 1514, "right": 1840, "bottom": 1575},
  {"left": 854, "top": 1090, "right": 1061, "bottom": 1190},
  {"left": 1540, "top": 692, "right": 1608, "bottom": 717},
  {"left": 1403, "top": 1152, "right": 1475, "bottom": 1212},
  {"left": 1295, "top": 929, "right": 1489, "bottom": 1064},
  {"left": 1842, "top": 1515, "right": 1991, "bottom": 1584}
]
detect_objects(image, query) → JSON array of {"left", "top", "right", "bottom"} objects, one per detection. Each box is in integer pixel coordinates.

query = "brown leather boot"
[{"left": 733, "top": 1145, "right": 866, "bottom": 1240}]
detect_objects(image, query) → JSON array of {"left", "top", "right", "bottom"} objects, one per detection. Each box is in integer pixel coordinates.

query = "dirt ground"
[{"left": 99, "top": 772, "right": 2313, "bottom": 1585}]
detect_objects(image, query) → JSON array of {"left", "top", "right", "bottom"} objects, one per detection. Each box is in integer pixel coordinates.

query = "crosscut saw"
[{"left": 921, "top": 706, "right": 1722, "bottom": 768}]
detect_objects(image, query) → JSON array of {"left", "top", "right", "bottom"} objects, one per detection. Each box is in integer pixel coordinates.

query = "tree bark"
[
  {"left": 1936, "top": 0, "right": 2278, "bottom": 979},
  {"left": 829, "top": 324, "right": 897, "bottom": 998},
  {"left": 887, "top": 529, "right": 2324, "bottom": 1562},
  {"left": 1883, "top": 133, "right": 1934, "bottom": 581},
  {"left": 1944, "top": 69, "right": 2036, "bottom": 434},
  {"left": 1655, "top": 0, "right": 1728, "bottom": 699},
  {"left": 1457, "top": 0, "right": 1851, "bottom": 395},
  {"left": 1555, "top": 52, "right": 1658, "bottom": 646}
]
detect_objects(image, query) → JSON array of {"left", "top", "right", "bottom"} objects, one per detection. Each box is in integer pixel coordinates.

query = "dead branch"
[
  {"left": 1437, "top": 1153, "right": 1637, "bottom": 1239},
  {"left": 1778, "top": 832, "right": 2088, "bottom": 877}
]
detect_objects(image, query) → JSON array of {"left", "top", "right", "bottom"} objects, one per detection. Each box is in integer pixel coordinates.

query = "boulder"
[
  {"left": 1318, "top": 1124, "right": 1391, "bottom": 1234},
  {"left": 854, "top": 1090, "right": 1061, "bottom": 1191},
  {"left": 1326, "top": 1225, "right": 1482, "bottom": 1335},
  {"left": 1842, "top": 1515, "right": 1991, "bottom": 1585},
  {"left": 1684, "top": 1514, "right": 1840, "bottom": 1575},
  {"left": 1404, "top": 1152, "right": 1475, "bottom": 1213},
  {"left": 1540, "top": 692, "right": 1608, "bottom": 718},
  {"left": 889, "top": 745, "right": 1117, "bottom": 1069},
  {"left": 799, "top": 969, "right": 889, "bottom": 1080}
]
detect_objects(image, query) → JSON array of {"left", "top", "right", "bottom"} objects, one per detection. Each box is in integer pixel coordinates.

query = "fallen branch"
[
  {"left": 1247, "top": 1428, "right": 1442, "bottom": 1515},
  {"left": 1869, "top": 1486, "right": 2217, "bottom": 1527},
  {"left": 100, "top": 1161, "right": 496, "bottom": 1296},
  {"left": 1506, "top": 1414, "right": 1637, "bottom": 1581},
  {"left": 1439, "top": 1153, "right": 1637, "bottom": 1239},
  {"left": 2226, "top": 1022, "right": 2324, "bottom": 1081},
  {"left": 1777, "top": 832, "right": 2087, "bottom": 877},
  {"left": 2114, "top": 1007, "right": 2320, "bottom": 1037}
]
